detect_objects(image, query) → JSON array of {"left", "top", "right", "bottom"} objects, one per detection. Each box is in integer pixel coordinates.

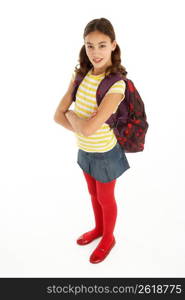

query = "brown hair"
[{"left": 74, "top": 17, "right": 128, "bottom": 79}]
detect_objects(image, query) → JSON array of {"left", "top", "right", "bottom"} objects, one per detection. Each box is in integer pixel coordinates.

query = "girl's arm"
[
  {"left": 54, "top": 110, "right": 76, "bottom": 132},
  {"left": 66, "top": 93, "right": 124, "bottom": 137},
  {"left": 65, "top": 110, "right": 89, "bottom": 135},
  {"left": 54, "top": 78, "right": 77, "bottom": 132}
]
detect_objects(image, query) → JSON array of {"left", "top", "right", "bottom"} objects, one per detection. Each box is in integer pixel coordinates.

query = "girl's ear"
[{"left": 112, "top": 40, "right": 117, "bottom": 51}]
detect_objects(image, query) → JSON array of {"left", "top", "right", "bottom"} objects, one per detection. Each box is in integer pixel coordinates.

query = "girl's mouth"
[{"left": 93, "top": 58, "right": 103, "bottom": 63}]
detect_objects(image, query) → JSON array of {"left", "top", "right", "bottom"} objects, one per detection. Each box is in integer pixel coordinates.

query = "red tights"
[{"left": 82, "top": 170, "right": 117, "bottom": 249}]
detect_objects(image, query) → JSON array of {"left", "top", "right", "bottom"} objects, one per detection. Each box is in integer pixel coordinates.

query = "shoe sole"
[
  {"left": 89, "top": 238, "right": 116, "bottom": 264},
  {"left": 76, "top": 235, "right": 102, "bottom": 246}
]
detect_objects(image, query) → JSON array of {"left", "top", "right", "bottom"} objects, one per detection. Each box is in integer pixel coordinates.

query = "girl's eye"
[{"left": 87, "top": 45, "right": 106, "bottom": 48}]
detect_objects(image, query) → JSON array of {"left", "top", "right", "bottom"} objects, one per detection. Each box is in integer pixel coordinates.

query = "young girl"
[{"left": 54, "top": 17, "right": 130, "bottom": 264}]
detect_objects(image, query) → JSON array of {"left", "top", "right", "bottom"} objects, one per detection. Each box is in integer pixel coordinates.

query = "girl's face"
[{"left": 84, "top": 31, "right": 116, "bottom": 74}]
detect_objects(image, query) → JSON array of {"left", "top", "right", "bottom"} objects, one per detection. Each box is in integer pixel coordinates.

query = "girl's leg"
[
  {"left": 96, "top": 178, "right": 117, "bottom": 246},
  {"left": 89, "top": 178, "right": 117, "bottom": 262},
  {"left": 76, "top": 171, "right": 103, "bottom": 244}
]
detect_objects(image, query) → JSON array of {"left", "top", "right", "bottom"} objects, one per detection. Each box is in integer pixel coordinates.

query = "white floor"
[{"left": 0, "top": 154, "right": 184, "bottom": 277}]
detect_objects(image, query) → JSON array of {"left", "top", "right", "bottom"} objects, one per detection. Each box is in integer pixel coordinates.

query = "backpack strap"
[
  {"left": 96, "top": 73, "right": 128, "bottom": 128},
  {"left": 96, "top": 72, "right": 126, "bottom": 106},
  {"left": 71, "top": 73, "right": 84, "bottom": 102},
  {"left": 71, "top": 71, "right": 126, "bottom": 104}
]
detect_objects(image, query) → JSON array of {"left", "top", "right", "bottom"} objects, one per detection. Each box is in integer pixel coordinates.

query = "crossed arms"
[{"left": 54, "top": 78, "right": 125, "bottom": 136}]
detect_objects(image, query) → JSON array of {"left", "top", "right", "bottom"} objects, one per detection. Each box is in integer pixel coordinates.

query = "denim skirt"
[{"left": 77, "top": 142, "right": 130, "bottom": 183}]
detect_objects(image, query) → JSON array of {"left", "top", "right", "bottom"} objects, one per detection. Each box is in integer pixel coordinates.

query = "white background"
[{"left": 0, "top": 0, "right": 185, "bottom": 277}]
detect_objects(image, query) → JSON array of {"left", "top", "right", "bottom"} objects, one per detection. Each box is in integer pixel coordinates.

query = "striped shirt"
[{"left": 71, "top": 68, "right": 126, "bottom": 153}]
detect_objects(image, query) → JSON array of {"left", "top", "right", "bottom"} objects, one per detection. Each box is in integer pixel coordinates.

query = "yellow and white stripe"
[{"left": 71, "top": 68, "right": 126, "bottom": 153}]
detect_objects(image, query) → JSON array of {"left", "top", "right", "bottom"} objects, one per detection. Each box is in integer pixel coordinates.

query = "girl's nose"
[{"left": 92, "top": 49, "right": 101, "bottom": 56}]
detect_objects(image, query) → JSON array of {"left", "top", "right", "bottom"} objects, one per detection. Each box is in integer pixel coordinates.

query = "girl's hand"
[
  {"left": 88, "top": 111, "right": 97, "bottom": 119},
  {"left": 65, "top": 109, "right": 74, "bottom": 116}
]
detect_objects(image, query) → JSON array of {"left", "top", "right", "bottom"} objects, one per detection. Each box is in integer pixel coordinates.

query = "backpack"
[{"left": 71, "top": 71, "right": 149, "bottom": 153}]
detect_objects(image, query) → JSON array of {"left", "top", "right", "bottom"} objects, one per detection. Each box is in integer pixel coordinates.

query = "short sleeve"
[
  {"left": 105, "top": 80, "right": 126, "bottom": 97},
  {"left": 105, "top": 80, "right": 126, "bottom": 113}
]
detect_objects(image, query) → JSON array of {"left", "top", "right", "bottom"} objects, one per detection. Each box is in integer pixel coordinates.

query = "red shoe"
[
  {"left": 76, "top": 232, "right": 102, "bottom": 245},
  {"left": 89, "top": 237, "right": 116, "bottom": 264}
]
